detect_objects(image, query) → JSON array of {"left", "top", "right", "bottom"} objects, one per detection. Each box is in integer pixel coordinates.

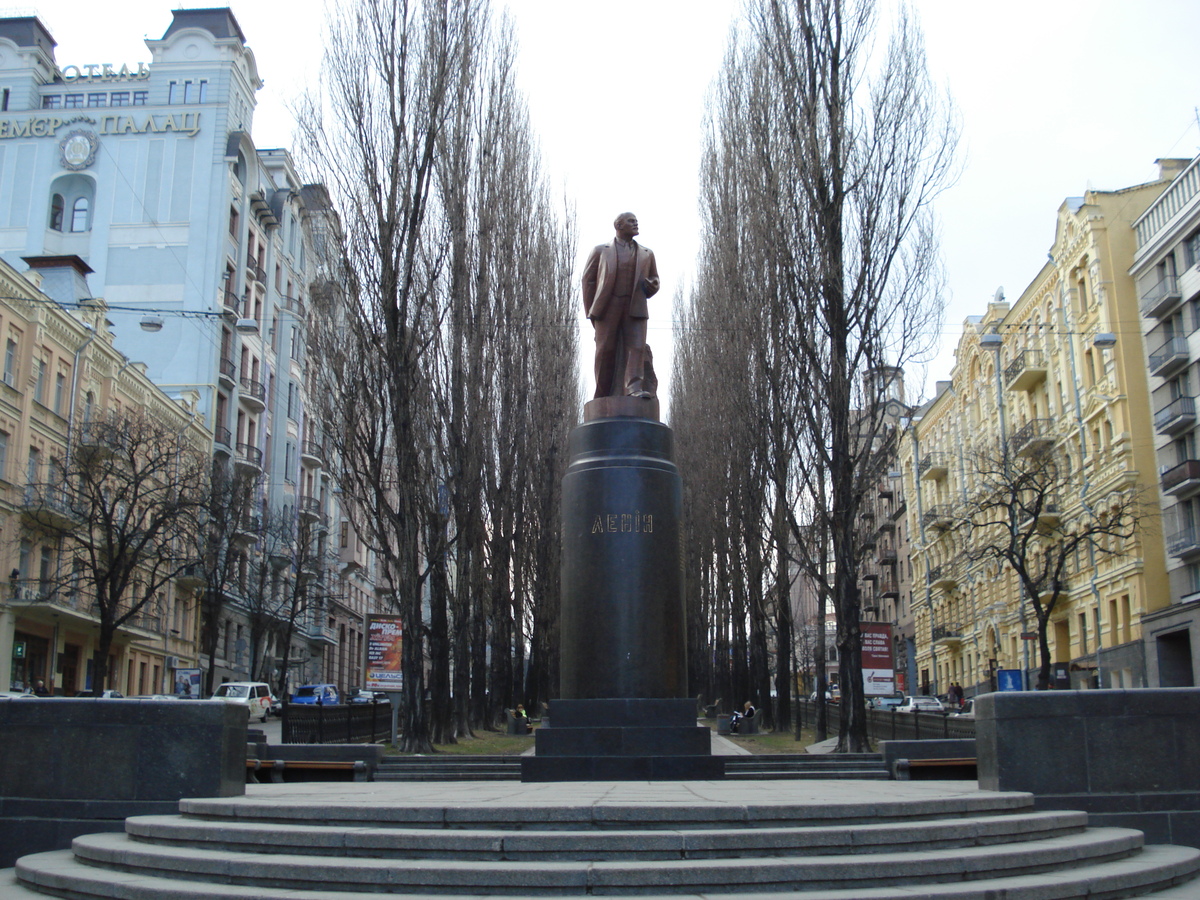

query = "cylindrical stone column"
[{"left": 559, "top": 417, "right": 686, "bottom": 699}]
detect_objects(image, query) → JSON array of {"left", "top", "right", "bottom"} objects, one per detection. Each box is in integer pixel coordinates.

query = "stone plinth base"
[
  {"left": 522, "top": 699, "right": 724, "bottom": 782},
  {"left": 583, "top": 395, "right": 659, "bottom": 422},
  {"left": 0, "top": 698, "right": 246, "bottom": 867},
  {"left": 976, "top": 688, "right": 1200, "bottom": 849}
]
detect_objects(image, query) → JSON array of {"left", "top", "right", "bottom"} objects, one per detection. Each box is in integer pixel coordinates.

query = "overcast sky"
[{"left": 34, "top": 0, "right": 1200, "bottom": 408}]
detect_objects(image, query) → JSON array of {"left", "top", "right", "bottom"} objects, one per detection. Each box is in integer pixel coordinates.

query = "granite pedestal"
[{"left": 524, "top": 416, "right": 722, "bottom": 781}]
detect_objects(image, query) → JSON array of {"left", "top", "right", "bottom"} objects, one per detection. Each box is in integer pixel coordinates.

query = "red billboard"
[{"left": 861, "top": 622, "right": 895, "bottom": 696}]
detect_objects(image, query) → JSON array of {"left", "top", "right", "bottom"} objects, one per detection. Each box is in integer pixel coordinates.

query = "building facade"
[
  {"left": 0, "top": 255, "right": 209, "bottom": 695},
  {"left": 1132, "top": 153, "right": 1200, "bottom": 687},
  {"left": 900, "top": 169, "right": 1176, "bottom": 697},
  {"left": 0, "top": 10, "right": 375, "bottom": 697}
]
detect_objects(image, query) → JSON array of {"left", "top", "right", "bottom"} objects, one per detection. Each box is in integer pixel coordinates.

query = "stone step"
[
  {"left": 121, "top": 809, "right": 1088, "bottom": 860},
  {"left": 59, "top": 827, "right": 1148, "bottom": 893},
  {"left": 13, "top": 839, "right": 1199, "bottom": 898},
  {"left": 175, "top": 788, "right": 1034, "bottom": 829}
]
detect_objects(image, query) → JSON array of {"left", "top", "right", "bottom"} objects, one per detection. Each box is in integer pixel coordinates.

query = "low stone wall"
[
  {"left": 0, "top": 698, "right": 245, "bottom": 867},
  {"left": 975, "top": 688, "right": 1200, "bottom": 849}
]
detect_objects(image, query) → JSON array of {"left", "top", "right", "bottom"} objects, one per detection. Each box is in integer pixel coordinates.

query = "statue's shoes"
[{"left": 627, "top": 390, "right": 653, "bottom": 399}]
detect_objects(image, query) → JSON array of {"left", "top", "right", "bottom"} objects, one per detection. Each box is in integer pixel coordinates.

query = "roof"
[{"left": 161, "top": 8, "right": 247, "bottom": 45}]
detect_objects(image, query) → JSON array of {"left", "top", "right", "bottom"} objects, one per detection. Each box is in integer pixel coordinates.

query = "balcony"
[
  {"left": 1140, "top": 274, "right": 1181, "bottom": 318},
  {"left": 1033, "top": 578, "right": 1069, "bottom": 600},
  {"left": 77, "top": 419, "right": 125, "bottom": 458},
  {"left": 861, "top": 570, "right": 879, "bottom": 582},
  {"left": 218, "top": 357, "right": 237, "bottom": 388},
  {"left": 931, "top": 622, "right": 963, "bottom": 647},
  {"left": 877, "top": 546, "right": 898, "bottom": 566},
  {"left": 299, "top": 496, "right": 323, "bottom": 521},
  {"left": 283, "top": 295, "right": 307, "bottom": 319},
  {"left": 222, "top": 289, "right": 240, "bottom": 317},
  {"left": 918, "top": 452, "right": 949, "bottom": 481},
  {"left": 860, "top": 531, "right": 877, "bottom": 551},
  {"left": 1162, "top": 459, "right": 1200, "bottom": 499},
  {"left": 175, "top": 564, "right": 206, "bottom": 590},
  {"left": 11, "top": 578, "right": 54, "bottom": 603},
  {"left": 239, "top": 377, "right": 266, "bottom": 412},
  {"left": 20, "top": 484, "right": 80, "bottom": 531},
  {"left": 235, "top": 514, "right": 261, "bottom": 543},
  {"left": 235, "top": 442, "right": 263, "bottom": 473},
  {"left": 921, "top": 505, "right": 953, "bottom": 531},
  {"left": 1149, "top": 336, "right": 1190, "bottom": 379},
  {"left": 1004, "top": 349, "right": 1047, "bottom": 392},
  {"left": 246, "top": 256, "right": 266, "bottom": 285},
  {"left": 300, "top": 439, "right": 325, "bottom": 468},
  {"left": 1155, "top": 395, "right": 1197, "bottom": 436},
  {"left": 880, "top": 578, "right": 899, "bottom": 599},
  {"left": 876, "top": 519, "right": 895, "bottom": 535},
  {"left": 1022, "top": 499, "right": 1063, "bottom": 531},
  {"left": 1012, "top": 418, "right": 1055, "bottom": 457},
  {"left": 1168, "top": 525, "right": 1200, "bottom": 561},
  {"left": 928, "top": 564, "right": 957, "bottom": 592},
  {"left": 214, "top": 426, "right": 233, "bottom": 454}
]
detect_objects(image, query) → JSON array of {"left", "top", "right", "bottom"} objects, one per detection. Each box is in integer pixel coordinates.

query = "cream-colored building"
[
  {"left": 899, "top": 168, "right": 1177, "bottom": 696},
  {"left": 0, "top": 255, "right": 210, "bottom": 695}
]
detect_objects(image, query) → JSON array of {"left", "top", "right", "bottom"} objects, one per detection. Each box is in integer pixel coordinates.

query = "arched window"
[
  {"left": 49, "top": 194, "right": 65, "bottom": 231},
  {"left": 70, "top": 197, "right": 89, "bottom": 232},
  {"left": 83, "top": 391, "right": 95, "bottom": 422}
]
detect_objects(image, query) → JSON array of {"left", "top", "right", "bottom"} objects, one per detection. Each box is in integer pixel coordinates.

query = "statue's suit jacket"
[{"left": 581, "top": 239, "right": 660, "bottom": 321}]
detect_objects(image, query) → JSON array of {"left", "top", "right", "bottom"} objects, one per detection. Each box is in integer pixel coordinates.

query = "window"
[
  {"left": 4, "top": 339, "right": 17, "bottom": 387},
  {"left": 1185, "top": 231, "right": 1200, "bottom": 270},
  {"left": 284, "top": 443, "right": 295, "bottom": 480},
  {"left": 83, "top": 391, "right": 94, "bottom": 422},
  {"left": 184, "top": 79, "right": 208, "bottom": 103},
  {"left": 26, "top": 447, "right": 40, "bottom": 484},
  {"left": 33, "top": 359, "right": 46, "bottom": 405},
  {"left": 228, "top": 205, "right": 239, "bottom": 238},
  {"left": 132, "top": 91, "right": 148, "bottom": 106},
  {"left": 1, "top": 88, "right": 8, "bottom": 111},
  {"left": 287, "top": 382, "right": 298, "bottom": 419},
  {"left": 110, "top": 91, "right": 130, "bottom": 107},
  {"left": 86, "top": 93, "right": 106, "bottom": 108},
  {"left": 54, "top": 372, "right": 65, "bottom": 413},
  {"left": 70, "top": 197, "right": 89, "bottom": 232},
  {"left": 168, "top": 81, "right": 182, "bottom": 104},
  {"left": 42, "top": 95, "right": 62, "bottom": 109},
  {"left": 64, "top": 93, "right": 84, "bottom": 108},
  {"left": 0, "top": 430, "right": 8, "bottom": 481},
  {"left": 49, "top": 194, "right": 64, "bottom": 231}
]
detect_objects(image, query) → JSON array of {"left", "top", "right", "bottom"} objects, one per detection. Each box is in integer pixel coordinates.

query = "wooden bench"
[
  {"left": 894, "top": 757, "right": 977, "bottom": 781},
  {"left": 246, "top": 758, "right": 368, "bottom": 784}
]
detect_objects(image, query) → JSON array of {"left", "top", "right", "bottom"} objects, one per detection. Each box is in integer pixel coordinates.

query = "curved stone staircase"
[{"left": 6, "top": 780, "right": 1199, "bottom": 899}]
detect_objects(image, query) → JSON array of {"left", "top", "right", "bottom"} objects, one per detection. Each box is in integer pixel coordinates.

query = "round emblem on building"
[{"left": 59, "top": 130, "right": 99, "bottom": 171}]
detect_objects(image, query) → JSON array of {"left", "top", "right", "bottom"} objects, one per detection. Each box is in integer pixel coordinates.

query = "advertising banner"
[
  {"left": 174, "top": 668, "right": 202, "bottom": 698},
  {"left": 861, "top": 622, "right": 895, "bottom": 696},
  {"left": 365, "top": 615, "right": 404, "bottom": 691}
]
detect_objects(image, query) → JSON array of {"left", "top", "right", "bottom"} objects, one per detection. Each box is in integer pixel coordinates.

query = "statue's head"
[{"left": 614, "top": 212, "right": 639, "bottom": 239}]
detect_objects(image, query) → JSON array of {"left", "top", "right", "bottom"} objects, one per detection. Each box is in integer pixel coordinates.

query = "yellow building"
[
  {"left": 0, "top": 255, "right": 210, "bottom": 695},
  {"left": 899, "top": 168, "right": 1178, "bottom": 696}
]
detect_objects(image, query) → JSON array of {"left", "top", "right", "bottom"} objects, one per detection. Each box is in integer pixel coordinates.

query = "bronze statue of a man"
[{"left": 581, "top": 212, "right": 660, "bottom": 399}]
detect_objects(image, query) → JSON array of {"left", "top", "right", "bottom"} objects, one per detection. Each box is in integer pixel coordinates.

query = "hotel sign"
[
  {"left": 0, "top": 113, "right": 202, "bottom": 141},
  {"left": 56, "top": 63, "right": 151, "bottom": 83}
]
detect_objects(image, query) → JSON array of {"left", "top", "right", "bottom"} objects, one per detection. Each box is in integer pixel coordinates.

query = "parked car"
[
  {"left": 291, "top": 683, "right": 340, "bottom": 705},
  {"left": 809, "top": 686, "right": 841, "bottom": 703},
  {"left": 0, "top": 690, "right": 37, "bottom": 699},
  {"left": 951, "top": 698, "right": 975, "bottom": 718},
  {"left": 210, "top": 681, "right": 273, "bottom": 721},
  {"left": 348, "top": 689, "right": 390, "bottom": 705},
  {"left": 869, "top": 696, "right": 905, "bottom": 711},
  {"left": 895, "top": 696, "right": 945, "bottom": 714}
]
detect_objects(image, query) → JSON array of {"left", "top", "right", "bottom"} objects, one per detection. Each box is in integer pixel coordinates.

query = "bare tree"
[
  {"left": 27, "top": 410, "right": 208, "bottom": 695},
  {"left": 953, "top": 437, "right": 1149, "bottom": 690},
  {"left": 676, "top": 0, "right": 957, "bottom": 751},
  {"left": 197, "top": 457, "right": 260, "bottom": 696},
  {"left": 298, "top": 0, "right": 577, "bottom": 750}
]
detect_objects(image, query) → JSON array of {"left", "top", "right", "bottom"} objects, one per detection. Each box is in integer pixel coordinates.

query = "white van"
[{"left": 211, "top": 682, "right": 273, "bottom": 722}]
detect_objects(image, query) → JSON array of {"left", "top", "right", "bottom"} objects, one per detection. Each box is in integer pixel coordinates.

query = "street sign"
[
  {"left": 12, "top": 641, "right": 25, "bottom": 659},
  {"left": 997, "top": 669, "right": 1023, "bottom": 691},
  {"left": 1020, "top": 632, "right": 1037, "bottom": 640}
]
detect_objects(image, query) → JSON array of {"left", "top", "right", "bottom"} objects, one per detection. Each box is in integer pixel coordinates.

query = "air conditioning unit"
[{"left": 165, "top": 656, "right": 181, "bottom": 669}]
